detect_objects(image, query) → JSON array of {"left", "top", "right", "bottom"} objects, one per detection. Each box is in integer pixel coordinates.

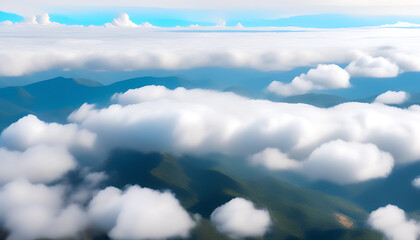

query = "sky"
[{"left": 1, "top": 1, "right": 420, "bottom": 240}]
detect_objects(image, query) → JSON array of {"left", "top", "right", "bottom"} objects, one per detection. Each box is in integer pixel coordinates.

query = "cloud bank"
[
  {"left": 68, "top": 86, "right": 420, "bottom": 184},
  {"left": 368, "top": 205, "right": 420, "bottom": 240},
  {"left": 1, "top": 21, "right": 420, "bottom": 78},
  {"left": 210, "top": 198, "right": 271, "bottom": 238}
]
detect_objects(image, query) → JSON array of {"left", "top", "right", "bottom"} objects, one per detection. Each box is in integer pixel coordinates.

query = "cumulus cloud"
[
  {"left": 0, "top": 114, "right": 96, "bottom": 152},
  {"left": 210, "top": 198, "right": 271, "bottom": 238},
  {"left": 267, "top": 64, "right": 350, "bottom": 96},
  {"left": 368, "top": 205, "right": 420, "bottom": 240},
  {"left": 412, "top": 176, "right": 420, "bottom": 189},
  {"left": 105, "top": 13, "right": 138, "bottom": 28},
  {"left": 346, "top": 55, "right": 400, "bottom": 78},
  {"left": 375, "top": 90, "right": 410, "bottom": 105},
  {"left": 249, "top": 147, "right": 302, "bottom": 170},
  {"left": 302, "top": 140, "right": 394, "bottom": 184},
  {"left": 0, "top": 179, "right": 88, "bottom": 240},
  {"left": 0, "top": 115, "right": 96, "bottom": 184},
  {"left": 0, "top": 145, "right": 76, "bottom": 183},
  {"left": 88, "top": 185, "right": 196, "bottom": 240},
  {"left": 22, "top": 13, "right": 53, "bottom": 25}
]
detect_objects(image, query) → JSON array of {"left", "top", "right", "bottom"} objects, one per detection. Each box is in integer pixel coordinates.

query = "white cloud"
[
  {"left": 105, "top": 13, "right": 138, "bottom": 28},
  {"left": 249, "top": 147, "right": 302, "bottom": 170},
  {"left": 267, "top": 64, "right": 350, "bottom": 96},
  {"left": 88, "top": 185, "right": 196, "bottom": 240},
  {"left": 368, "top": 205, "right": 420, "bottom": 240},
  {"left": 0, "top": 114, "right": 96, "bottom": 152},
  {"left": 84, "top": 171, "right": 108, "bottom": 188},
  {"left": 345, "top": 55, "right": 400, "bottom": 78},
  {"left": 71, "top": 86, "right": 420, "bottom": 166},
  {"left": 68, "top": 86, "right": 420, "bottom": 184},
  {"left": 70, "top": 170, "right": 109, "bottom": 204},
  {"left": 0, "top": 179, "right": 88, "bottom": 240},
  {"left": 210, "top": 198, "right": 271, "bottom": 238},
  {"left": 250, "top": 141, "right": 394, "bottom": 184},
  {"left": 21, "top": 14, "right": 54, "bottom": 25},
  {"left": 302, "top": 140, "right": 394, "bottom": 184},
  {"left": 0, "top": 145, "right": 76, "bottom": 183},
  {"left": 0, "top": 22, "right": 420, "bottom": 77},
  {"left": 375, "top": 91, "right": 409, "bottom": 105},
  {"left": 381, "top": 22, "right": 420, "bottom": 28},
  {"left": 412, "top": 176, "right": 420, "bottom": 189}
]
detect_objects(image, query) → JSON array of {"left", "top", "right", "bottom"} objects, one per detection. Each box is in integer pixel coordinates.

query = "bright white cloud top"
[
  {"left": 345, "top": 55, "right": 400, "bottom": 78},
  {"left": 210, "top": 198, "right": 271, "bottom": 238},
  {"left": 368, "top": 205, "right": 420, "bottom": 240},
  {"left": 0, "top": 115, "right": 96, "bottom": 151},
  {"left": 302, "top": 140, "right": 394, "bottom": 184},
  {"left": 66, "top": 86, "right": 420, "bottom": 184},
  {"left": 267, "top": 64, "right": 350, "bottom": 96},
  {"left": 0, "top": 145, "right": 76, "bottom": 183},
  {"left": 375, "top": 90, "right": 410, "bottom": 104},
  {"left": 0, "top": 180, "right": 88, "bottom": 240},
  {"left": 88, "top": 185, "right": 196, "bottom": 240}
]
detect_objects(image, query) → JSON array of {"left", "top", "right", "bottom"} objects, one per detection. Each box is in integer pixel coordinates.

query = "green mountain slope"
[{"left": 96, "top": 150, "right": 381, "bottom": 240}]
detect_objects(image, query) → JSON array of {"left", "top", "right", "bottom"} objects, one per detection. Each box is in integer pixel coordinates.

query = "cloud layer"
[
  {"left": 0, "top": 21, "right": 420, "bottom": 79},
  {"left": 210, "top": 198, "right": 271, "bottom": 238},
  {"left": 73, "top": 86, "right": 420, "bottom": 170}
]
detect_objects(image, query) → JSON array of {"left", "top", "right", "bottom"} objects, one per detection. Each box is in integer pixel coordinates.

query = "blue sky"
[{"left": 3, "top": 10, "right": 420, "bottom": 27}]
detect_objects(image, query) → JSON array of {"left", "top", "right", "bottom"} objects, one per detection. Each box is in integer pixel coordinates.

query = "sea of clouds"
[
  {"left": 0, "top": 13, "right": 420, "bottom": 239},
  {"left": 0, "top": 86, "right": 419, "bottom": 238}
]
